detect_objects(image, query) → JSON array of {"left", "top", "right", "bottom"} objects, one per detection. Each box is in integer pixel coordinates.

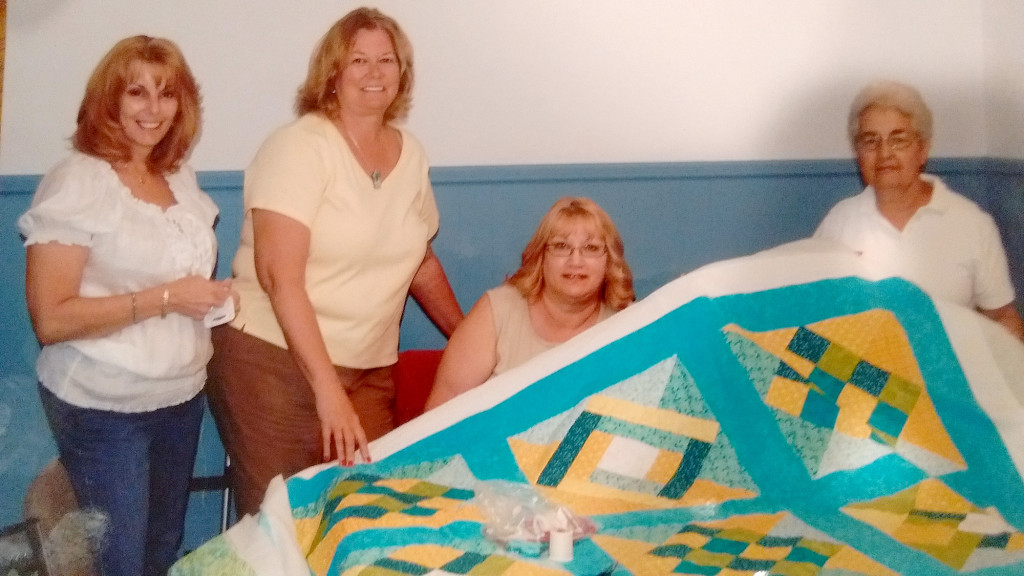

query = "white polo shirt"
[{"left": 814, "top": 174, "right": 1015, "bottom": 310}]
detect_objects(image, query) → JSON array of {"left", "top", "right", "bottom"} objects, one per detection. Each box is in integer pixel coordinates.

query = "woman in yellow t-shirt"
[{"left": 206, "top": 8, "right": 463, "bottom": 516}]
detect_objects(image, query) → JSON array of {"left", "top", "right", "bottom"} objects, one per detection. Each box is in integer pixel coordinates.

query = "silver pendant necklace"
[{"left": 340, "top": 120, "right": 384, "bottom": 189}]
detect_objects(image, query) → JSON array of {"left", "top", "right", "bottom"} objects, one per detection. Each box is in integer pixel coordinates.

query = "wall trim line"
[{"left": 2, "top": 157, "right": 1021, "bottom": 196}]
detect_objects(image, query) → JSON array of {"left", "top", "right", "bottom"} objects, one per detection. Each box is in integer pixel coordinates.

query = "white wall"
[
  {"left": 2, "top": 0, "right": 1021, "bottom": 174},
  {"left": 983, "top": 0, "right": 1024, "bottom": 157}
]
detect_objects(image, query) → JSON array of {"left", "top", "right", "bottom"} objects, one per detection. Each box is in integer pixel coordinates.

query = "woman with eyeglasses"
[
  {"left": 425, "top": 197, "right": 634, "bottom": 410},
  {"left": 814, "top": 81, "right": 1023, "bottom": 340}
]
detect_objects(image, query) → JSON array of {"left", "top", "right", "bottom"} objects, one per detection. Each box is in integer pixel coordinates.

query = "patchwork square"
[
  {"left": 843, "top": 479, "right": 1024, "bottom": 571},
  {"left": 724, "top": 315, "right": 965, "bottom": 478},
  {"left": 787, "top": 327, "right": 830, "bottom": 362},
  {"left": 597, "top": 435, "right": 660, "bottom": 479},
  {"left": 511, "top": 377, "right": 757, "bottom": 513},
  {"left": 629, "top": 513, "right": 896, "bottom": 576}
]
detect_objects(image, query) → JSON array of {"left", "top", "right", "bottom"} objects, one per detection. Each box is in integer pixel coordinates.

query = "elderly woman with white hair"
[{"left": 814, "top": 80, "right": 1023, "bottom": 340}]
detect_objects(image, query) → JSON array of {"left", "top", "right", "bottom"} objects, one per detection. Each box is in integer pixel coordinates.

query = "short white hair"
[{"left": 848, "top": 80, "right": 933, "bottom": 146}]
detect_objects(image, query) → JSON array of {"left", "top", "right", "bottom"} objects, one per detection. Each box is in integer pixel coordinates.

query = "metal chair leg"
[{"left": 220, "top": 454, "right": 232, "bottom": 533}]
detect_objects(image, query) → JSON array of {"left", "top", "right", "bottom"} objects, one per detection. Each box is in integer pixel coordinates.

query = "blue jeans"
[{"left": 39, "top": 385, "right": 204, "bottom": 576}]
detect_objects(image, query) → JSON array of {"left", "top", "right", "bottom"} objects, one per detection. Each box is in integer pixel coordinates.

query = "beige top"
[
  {"left": 488, "top": 284, "right": 615, "bottom": 376},
  {"left": 230, "top": 114, "right": 439, "bottom": 368}
]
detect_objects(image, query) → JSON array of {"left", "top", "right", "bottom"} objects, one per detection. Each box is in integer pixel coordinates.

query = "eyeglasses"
[
  {"left": 854, "top": 131, "right": 918, "bottom": 153},
  {"left": 546, "top": 241, "right": 607, "bottom": 259}
]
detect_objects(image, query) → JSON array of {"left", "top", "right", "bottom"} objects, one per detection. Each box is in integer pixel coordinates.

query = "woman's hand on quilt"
[
  {"left": 315, "top": 381, "right": 370, "bottom": 466},
  {"left": 162, "top": 276, "right": 234, "bottom": 320}
]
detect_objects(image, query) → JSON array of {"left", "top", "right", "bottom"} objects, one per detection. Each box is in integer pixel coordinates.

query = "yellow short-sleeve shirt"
[{"left": 230, "top": 114, "right": 439, "bottom": 368}]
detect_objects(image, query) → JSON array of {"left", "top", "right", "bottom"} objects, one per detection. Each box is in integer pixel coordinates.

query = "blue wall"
[{"left": 1, "top": 158, "right": 1021, "bottom": 550}]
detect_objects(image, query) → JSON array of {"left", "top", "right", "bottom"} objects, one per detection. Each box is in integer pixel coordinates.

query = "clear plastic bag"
[{"left": 473, "top": 480, "right": 596, "bottom": 550}]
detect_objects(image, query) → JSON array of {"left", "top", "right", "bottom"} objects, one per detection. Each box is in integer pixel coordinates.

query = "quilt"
[{"left": 172, "top": 240, "right": 1024, "bottom": 576}]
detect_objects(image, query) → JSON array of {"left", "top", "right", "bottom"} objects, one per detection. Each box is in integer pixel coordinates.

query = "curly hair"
[
  {"left": 73, "top": 36, "right": 201, "bottom": 174},
  {"left": 508, "top": 197, "right": 634, "bottom": 310},
  {"left": 295, "top": 7, "right": 414, "bottom": 123}
]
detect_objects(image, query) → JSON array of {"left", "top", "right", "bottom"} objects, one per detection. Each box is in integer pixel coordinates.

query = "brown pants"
[{"left": 205, "top": 325, "right": 395, "bottom": 516}]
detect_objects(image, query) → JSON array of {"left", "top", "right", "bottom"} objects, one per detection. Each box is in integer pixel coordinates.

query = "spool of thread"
[{"left": 548, "top": 528, "right": 574, "bottom": 562}]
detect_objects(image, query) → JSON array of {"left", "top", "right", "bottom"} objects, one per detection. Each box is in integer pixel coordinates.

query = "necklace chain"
[
  {"left": 339, "top": 121, "right": 384, "bottom": 189},
  {"left": 118, "top": 163, "right": 149, "bottom": 187}
]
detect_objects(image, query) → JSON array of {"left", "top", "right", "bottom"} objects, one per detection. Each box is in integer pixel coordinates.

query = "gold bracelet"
[
  {"left": 161, "top": 289, "right": 169, "bottom": 319},
  {"left": 130, "top": 292, "right": 138, "bottom": 323}
]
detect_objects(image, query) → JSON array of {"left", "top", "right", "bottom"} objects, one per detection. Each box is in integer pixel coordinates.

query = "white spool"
[{"left": 548, "top": 528, "right": 574, "bottom": 562}]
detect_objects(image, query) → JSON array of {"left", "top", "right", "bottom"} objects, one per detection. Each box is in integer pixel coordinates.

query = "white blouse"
[{"left": 18, "top": 152, "right": 219, "bottom": 412}]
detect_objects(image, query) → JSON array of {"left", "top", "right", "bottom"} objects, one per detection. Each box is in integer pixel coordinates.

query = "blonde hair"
[
  {"left": 295, "top": 7, "right": 414, "bottom": 122},
  {"left": 73, "top": 36, "right": 201, "bottom": 173},
  {"left": 848, "top": 80, "right": 933, "bottom": 146},
  {"left": 508, "top": 197, "right": 634, "bottom": 310}
]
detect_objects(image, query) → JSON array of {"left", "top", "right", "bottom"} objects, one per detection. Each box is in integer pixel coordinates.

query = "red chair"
[{"left": 393, "top": 349, "right": 444, "bottom": 425}]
